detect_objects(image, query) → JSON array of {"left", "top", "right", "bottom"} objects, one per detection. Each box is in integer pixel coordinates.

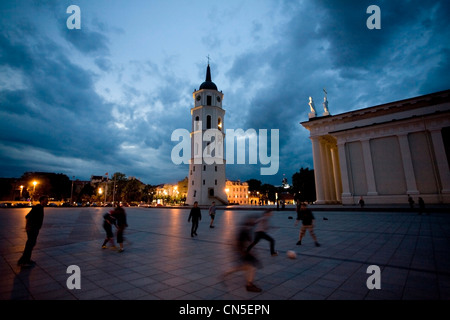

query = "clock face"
[
  {"left": 216, "top": 96, "right": 221, "bottom": 102},
  {"left": 196, "top": 95, "right": 201, "bottom": 101}
]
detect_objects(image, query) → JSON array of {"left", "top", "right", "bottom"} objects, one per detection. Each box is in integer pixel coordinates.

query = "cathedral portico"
[{"left": 302, "top": 90, "right": 450, "bottom": 205}]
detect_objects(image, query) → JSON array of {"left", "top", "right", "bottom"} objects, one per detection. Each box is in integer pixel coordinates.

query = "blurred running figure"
[
  {"left": 223, "top": 215, "right": 262, "bottom": 292},
  {"left": 111, "top": 205, "right": 128, "bottom": 252},
  {"left": 295, "top": 202, "right": 320, "bottom": 247},
  {"left": 208, "top": 201, "right": 216, "bottom": 228}
]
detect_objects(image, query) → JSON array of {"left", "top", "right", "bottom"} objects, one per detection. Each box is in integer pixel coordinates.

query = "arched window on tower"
[
  {"left": 218, "top": 117, "right": 222, "bottom": 131},
  {"left": 207, "top": 115, "right": 211, "bottom": 129},
  {"left": 195, "top": 116, "right": 200, "bottom": 131}
]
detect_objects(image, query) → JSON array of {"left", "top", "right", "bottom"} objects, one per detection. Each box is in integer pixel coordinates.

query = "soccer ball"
[{"left": 287, "top": 250, "right": 297, "bottom": 259}]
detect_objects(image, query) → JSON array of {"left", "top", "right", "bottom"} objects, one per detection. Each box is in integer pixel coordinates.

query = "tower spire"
[
  {"left": 205, "top": 63, "right": 212, "bottom": 82},
  {"left": 199, "top": 59, "right": 217, "bottom": 90}
]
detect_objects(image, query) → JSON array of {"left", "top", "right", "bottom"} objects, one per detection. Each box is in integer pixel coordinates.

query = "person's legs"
[
  {"left": 244, "top": 265, "right": 261, "bottom": 292},
  {"left": 191, "top": 220, "right": 199, "bottom": 236},
  {"left": 102, "top": 226, "right": 114, "bottom": 248},
  {"left": 308, "top": 226, "right": 320, "bottom": 246},
  {"left": 247, "top": 231, "right": 262, "bottom": 252},
  {"left": 194, "top": 220, "right": 199, "bottom": 235},
  {"left": 18, "top": 229, "right": 39, "bottom": 265},
  {"left": 259, "top": 232, "right": 276, "bottom": 255},
  {"left": 297, "top": 225, "right": 307, "bottom": 245},
  {"left": 308, "top": 226, "right": 317, "bottom": 241},
  {"left": 117, "top": 227, "right": 124, "bottom": 252},
  {"left": 244, "top": 265, "right": 255, "bottom": 283}
]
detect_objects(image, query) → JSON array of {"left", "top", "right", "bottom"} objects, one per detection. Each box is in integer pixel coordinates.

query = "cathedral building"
[{"left": 301, "top": 89, "right": 450, "bottom": 205}]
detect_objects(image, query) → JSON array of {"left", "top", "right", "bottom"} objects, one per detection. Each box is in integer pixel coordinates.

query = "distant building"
[
  {"left": 90, "top": 175, "right": 106, "bottom": 184},
  {"left": 225, "top": 180, "right": 249, "bottom": 205},
  {"left": 248, "top": 192, "right": 260, "bottom": 205},
  {"left": 278, "top": 192, "right": 295, "bottom": 205},
  {"left": 155, "top": 184, "right": 175, "bottom": 197},
  {"left": 154, "top": 178, "right": 188, "bottom": 204},
  {"left": 73, "top": 179, "right": 90, "bottom": 193},
  {"left": 301, "top": 89, "right": 450, "bottom": 205},
  {"left": 177, "top": 177, "right": 188, "bottom": 198}
]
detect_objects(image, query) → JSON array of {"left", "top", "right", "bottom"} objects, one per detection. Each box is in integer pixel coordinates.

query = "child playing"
[
  {"left": 295, "top": 202, "right": 320, "bottom": 247},
  {"left": 101, "top": 211, "right": 116, "bottom": 249},
  {"left": 111, "top": 205, "right": 128, "bottom": 252}
]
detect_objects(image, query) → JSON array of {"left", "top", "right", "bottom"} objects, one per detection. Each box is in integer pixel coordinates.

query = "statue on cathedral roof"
[
  {"left": 323, "top": 88, "right": 330, "bottom": 116},
  {"left": 308, "top": 96, "right": 316, "bottom": 119}
]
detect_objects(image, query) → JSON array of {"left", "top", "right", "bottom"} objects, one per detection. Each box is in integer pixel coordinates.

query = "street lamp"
[
  {"left": 70, "top": 176, "right": 75, "bottom": 205},
  {"left": 32, "top": 181, "right": 38, "bottom": 201},
  {"left": 104, "top": 175, "right": 108, "bottom": 205},
  {"left": 20, "top": 185, "right": 24, "bottom": 199},
  {"left": 112, "top": 175, "right": 117, "bottom": 206}
]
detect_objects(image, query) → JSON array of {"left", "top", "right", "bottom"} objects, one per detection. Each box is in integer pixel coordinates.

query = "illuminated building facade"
[{"left": 225, "top": 180, "right": 249, "bottom": 205}]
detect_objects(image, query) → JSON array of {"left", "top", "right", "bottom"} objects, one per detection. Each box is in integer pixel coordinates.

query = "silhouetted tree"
[
  {"left": 292, "top": 167, "right": 316, "bottom": 203},
  {"left": 246, "top": 179, "right": 262, "bottom": 191}
]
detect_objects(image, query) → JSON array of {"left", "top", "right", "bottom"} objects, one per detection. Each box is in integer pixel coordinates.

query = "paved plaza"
[{"left": 1, "top": 205, "right": 449, "bottom": 302}]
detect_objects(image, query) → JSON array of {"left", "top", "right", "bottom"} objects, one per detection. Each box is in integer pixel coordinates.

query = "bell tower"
[{"left": 186, "top": 63, "right": 228, "bottom": 206}]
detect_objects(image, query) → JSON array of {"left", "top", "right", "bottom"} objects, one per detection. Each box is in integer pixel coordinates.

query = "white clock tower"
[{"left": 186, "top": 63, "right": 228, "bottom": 206}]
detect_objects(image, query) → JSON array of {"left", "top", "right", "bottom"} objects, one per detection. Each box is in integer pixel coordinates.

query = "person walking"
[
  {"left": 223, "top": 215, "right": 262, "bottom": 292},
  {"left": 17, "top": 195, "right": 48, "bottom": 267},
  {"left": 358, "top": 196, "right": 365, "bottom": 208},
  {"left": 101, "top": 211, "right": 117, "bottom": 249},
  {"left": 111, "top": 205, "right": 127, "bottom": 253},
  {"left": 188, "top": 201, "right": 202, "bottom": 237},
  {"left": 418, "top": 197, "right": 427, "bottom": 215},
  {"left": 208, "top": 201, "right": 217, "bottom": 228},
  {"left": 408, "top": 194, "right": 415, "bottom": 209},
  {"left": 295, "top": 202, "right": 320, "bottom": 247},
  {"left": 246, "top": 210, "right": 278, "bottom": 256}
]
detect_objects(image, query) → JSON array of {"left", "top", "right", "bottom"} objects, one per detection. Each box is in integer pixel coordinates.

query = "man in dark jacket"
[
  {"left": 17, "top": 195, "right": 48, "bottom": 267},
  {"left": 188, "top": 201, "right": 202, "bottom": 237}
]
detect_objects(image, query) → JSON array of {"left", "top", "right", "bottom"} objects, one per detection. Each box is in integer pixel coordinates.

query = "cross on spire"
[{"left": 206, "top": 54, "right": 211, "bottom": 65}]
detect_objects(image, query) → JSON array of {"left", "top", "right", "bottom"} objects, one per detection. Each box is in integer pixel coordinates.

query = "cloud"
[
  {"left": 61, "top": 28, "right": 110, "bottom": 56},
  {"left": 1, "top": 0, "right": 449, "bottom": 186},
  {"left": 220, "top": 0, "right": 450, "bottom": 184}
]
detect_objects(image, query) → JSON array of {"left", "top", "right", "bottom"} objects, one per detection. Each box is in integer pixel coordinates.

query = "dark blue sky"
[{"left": 1, "top": 0, "right": 449, "bottom": 185}]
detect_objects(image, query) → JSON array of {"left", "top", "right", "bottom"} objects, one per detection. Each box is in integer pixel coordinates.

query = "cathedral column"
[
  {"left": 429, "top": 129, "right": 450, "bottom": 193},
  {"left": 320, "top": 139, "right": 332, "bottom": 202},
  {"left": 311, "top": 136, "right": 326, "bottom": 204},
  {"left": 337, "top": 140, "right": 352, "bottom": 199},
  {"left": 324, "top": 142, "right": 336, "bottom": 202},
  {"left": 361, "top": 139, "right": 378, "bottom": 196},
  {"left": 397, "top": 133, "right": 419, "bottom": 194},
  {"left": 331, "top": 146, "right": 342, "bottom": 202}
]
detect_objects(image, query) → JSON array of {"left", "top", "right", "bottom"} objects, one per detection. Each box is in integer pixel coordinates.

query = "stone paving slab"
[{"left": 1, "top": 206, "right": 449, "bottom": 306}]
